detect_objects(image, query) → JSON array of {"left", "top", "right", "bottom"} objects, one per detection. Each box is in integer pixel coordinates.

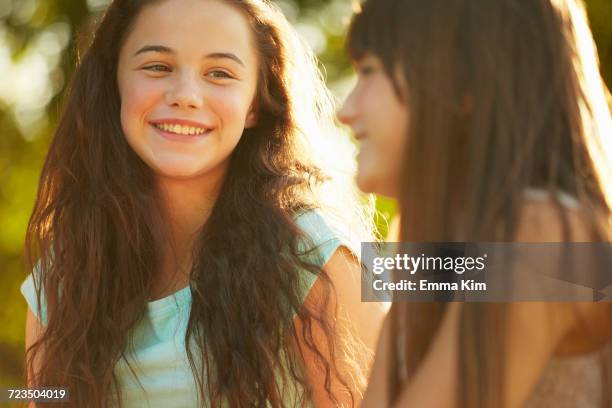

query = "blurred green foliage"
[{"left": 0, "top": 0, "right": 611, "bottom": 391}]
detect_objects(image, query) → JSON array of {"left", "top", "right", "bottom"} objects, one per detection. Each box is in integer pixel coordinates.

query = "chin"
[
  {"left": 155, "top": 169, "right": 203, "bottom": 180},
  {"left": 356, "top": 172, "right": 398, "bottom": 198},
  {"left": 355, "top": 172, "right": 377, "bottom": 195},
  {"left": 149, "top": 160, "right": 209, "bottom": 180}
]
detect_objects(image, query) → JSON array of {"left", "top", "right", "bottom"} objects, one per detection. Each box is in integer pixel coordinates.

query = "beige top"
[{"left": 524, "top": 342, "right": 612, "bottom": 407}]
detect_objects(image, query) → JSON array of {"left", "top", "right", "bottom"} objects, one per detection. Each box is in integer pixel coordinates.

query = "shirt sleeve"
[
  {"left": 294, "top": 210, "right": 352, "bottom": 307},
  {"left": 20, "top": 269, "right": 48, "bottom": 326}
]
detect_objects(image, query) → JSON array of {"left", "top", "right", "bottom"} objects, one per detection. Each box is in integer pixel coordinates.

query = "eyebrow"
[{"left": 133, "top": 45, "right": 245, "bottom": 67}]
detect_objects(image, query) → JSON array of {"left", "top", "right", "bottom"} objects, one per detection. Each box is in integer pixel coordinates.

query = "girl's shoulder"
[
  {"left": 293, "top": 208, "right": 359, "bottom": 267},
  {"left": 516, "top": 189, "right": 611, "bottom": 357},
  {"left": 291, "top": 209, "right": 363, "bottom": 310},
  {"left": 518, "top": 188, "right": 592, "bottom": 242}
]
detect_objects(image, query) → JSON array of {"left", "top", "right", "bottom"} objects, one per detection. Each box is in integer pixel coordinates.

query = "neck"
[{"left": 154, "top": 163, "right": 228, "bottom": 293}]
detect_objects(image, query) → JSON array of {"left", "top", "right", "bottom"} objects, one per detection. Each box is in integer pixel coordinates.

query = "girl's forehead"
[{"left": 122, "top": 0, "right": 257, "bottom": 64}]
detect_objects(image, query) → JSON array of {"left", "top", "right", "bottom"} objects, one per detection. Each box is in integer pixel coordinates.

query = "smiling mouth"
[{"left": 152, "top": 123, "right": 209, "bottom": 136}]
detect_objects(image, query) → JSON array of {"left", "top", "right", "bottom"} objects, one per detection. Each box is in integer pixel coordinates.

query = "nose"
[
  {"left": 337, "top": 89, "right": 357, "bottom": 126},
  {"left": 165, "top": 72, "right": 203, "bottom": 110}
]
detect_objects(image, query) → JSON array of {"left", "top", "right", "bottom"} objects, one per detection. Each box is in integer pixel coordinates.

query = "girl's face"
[
  {"left": 338, "top": 55, "right": 408, "bottom": 198},
  {"left": 117, "top": 0, "right": 258, "bottom": 181}
]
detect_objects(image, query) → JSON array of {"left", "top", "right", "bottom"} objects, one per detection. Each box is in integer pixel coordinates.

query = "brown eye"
[{"left": 207, "top": 70, "right": 233, "bottom": 79}]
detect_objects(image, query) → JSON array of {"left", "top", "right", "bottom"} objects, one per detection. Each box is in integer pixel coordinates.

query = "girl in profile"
[
  {"left": 22, "top": 0, "right": 386, "bottom": 406},
  {"left": 339, "top": 0, "right": 612, "bottom": 406}
]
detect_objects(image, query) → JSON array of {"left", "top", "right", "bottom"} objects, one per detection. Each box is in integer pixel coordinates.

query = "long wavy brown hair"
[
  {"left": 25, "top": 0, "right": 371, "bottom": 406},
  {"left": 347, "top": 0, "right": 612, "bottom": 406}
]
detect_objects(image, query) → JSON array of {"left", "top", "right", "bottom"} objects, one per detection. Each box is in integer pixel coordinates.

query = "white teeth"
[{"left": 154, "top": 123, "right": 207, "bottom": 135}]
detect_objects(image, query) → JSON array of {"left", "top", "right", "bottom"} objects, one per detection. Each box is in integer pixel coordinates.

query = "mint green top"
[{"left": 20, "top": 210, "right": 347, "bottom": 407}]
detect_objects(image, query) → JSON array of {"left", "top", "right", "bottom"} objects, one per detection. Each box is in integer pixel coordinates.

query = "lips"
[
  {"left": 354, "top": 132, "right": 367, "bottom": 141},
  {"left": 351, "top": 125, "right": 367, "bottom": 141}
]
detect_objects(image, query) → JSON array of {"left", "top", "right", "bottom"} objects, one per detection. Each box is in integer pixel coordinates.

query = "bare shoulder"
[
  {"left": 303, "top": 246, "right": 387, "bottom": 346},
  {"left": 516, "top": 193, "right": 611, "bottom": 351},
  {"left": 517, "top": 194, "right": 593, "bottom": 243}
]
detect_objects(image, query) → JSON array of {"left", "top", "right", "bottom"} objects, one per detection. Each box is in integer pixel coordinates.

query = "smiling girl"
[
  {"left": 339, "top": 0, "right": 612, "bottom": 406},
  {"left": 21, "top": 0, "right": 385, "bottom": 407}
]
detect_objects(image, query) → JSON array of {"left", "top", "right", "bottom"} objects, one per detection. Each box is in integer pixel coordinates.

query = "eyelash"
[
  {"left": 143, "top": 64, "right": 171, "bottom": 72},
  {"left": 142, "top": 65, "right": 234, "bottom": 79},
  {"left": 358, "top": 65, "right": 376, "bottom": 76},
  {"left": 207, "top": 70, "right": 233, "bottom": 79}
]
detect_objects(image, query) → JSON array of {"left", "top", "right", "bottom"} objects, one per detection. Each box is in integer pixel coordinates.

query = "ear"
[{"left": 245, "top": 105, "right": 258, "bottom": 129}]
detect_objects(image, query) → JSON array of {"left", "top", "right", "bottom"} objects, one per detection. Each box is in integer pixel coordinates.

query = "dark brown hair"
[
  {"left": 25, "top": 0, "right": 370, "bottom": 406},
  {"left": 347, "top": 0, "right": 612, "bottom": 406}
]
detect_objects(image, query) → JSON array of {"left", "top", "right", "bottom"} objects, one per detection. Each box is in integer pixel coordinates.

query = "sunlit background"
[{"left": 0, "top": 0, "right": 610, "bottom": 389}]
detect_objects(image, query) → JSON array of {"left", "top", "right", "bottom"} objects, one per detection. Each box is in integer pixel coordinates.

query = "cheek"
[
  {"left": 358, "top": 89, "right": 408, "bottom": 196},
  {"left": 377, "top": 84, "right": 408, "bottom": 157},
  {"left": 119, "top": 79, "right": 162, "bottom": 130},
  {"left": 378, "top": 116, "right": 407, "bottom": 184},
  {"left": 208, "top": 86, "right": 252, "bottom": 127}
]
